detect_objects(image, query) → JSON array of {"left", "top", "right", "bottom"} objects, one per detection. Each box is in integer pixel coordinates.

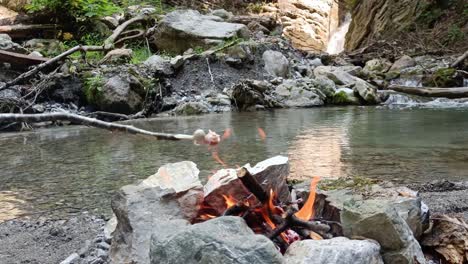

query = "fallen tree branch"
[
  {"left": 388, "top": 85, "right": 468, "bottom": 99},
  {"left": 104, "top": 14, "right": 149, "bottom": 50},
  {"left": 0, "top": 112, "right": 195, "bottom": 141},
  {"left": 0, "top": 24, "right": 58, "bottom": 38},
  {"left": 451, "top": 50, "right": 468, "bottom": 68}
]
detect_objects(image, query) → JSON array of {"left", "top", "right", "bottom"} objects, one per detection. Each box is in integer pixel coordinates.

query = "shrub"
[{"left": 27, "top": 0, "right": 121, "bottom": 21}]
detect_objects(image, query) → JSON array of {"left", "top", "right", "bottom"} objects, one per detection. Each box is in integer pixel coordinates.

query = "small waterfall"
[{"left": 327, "top": 13, "right": 352, "bottom": 55}]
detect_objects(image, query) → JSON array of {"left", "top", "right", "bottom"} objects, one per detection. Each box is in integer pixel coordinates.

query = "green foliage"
[
  {"left": 131, "top": 46, "right": 152, "bottom": 65},
  {"left": 424, "top": 68, "right": 458, "bottom": 87},
  {"left": 84, "top": 73, "right": 105, "bottom": 105},
  {"left": 27, "top": 0, "right": 121, "bottom": 21},
  {"left": 332, "top": 91, "right": 351, "bottom": 105},
  {"left": 194, "top": 46, "right": 205, "bottom": 55},
  {"left": 418, "top": 7, "right": 444, "bottom": 27},
  {"left": 446, "top": 25, "right": 465, "bottom": 43},
  {"left": 246, "top": 2, "right": 265, "bottom": 14}
]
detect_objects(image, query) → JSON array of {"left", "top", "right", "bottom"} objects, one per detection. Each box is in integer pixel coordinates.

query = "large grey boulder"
[
  {"left": 341, "top": 200, "right": 426, "bottom": 264},
  {"left": 314, "top": 66, "right": 380, "bottom": 104},
  {"left": 99, "top": 75, "right": 145, "bottom": 114},
  {"left": 153, "top": 10, "right": 250, "bottom": 54},
  {"left": 274, "top": 79, "right": 325, "bottom": 107},
  {"left": 263, "top": 50, "right": 290, "bottom": 78},
  {"left": 0, "top": 34, "right": 27, "bottom": 53},
  {"left": 110, "top": 161, "right": 204, "bottom": 264},
  {"left": 143, "top": 55, "right": 173, "bottom": 75},
  {"left": 364, "top": 58, "right": 392, "bottom": 74},
  {"left": 390, "top": 55, "right": 416, "bottom": 71},
  {"left": 174, "top": 101, "right": 211, "bottom": 115},
  {"left": 284, "top": 237, "right": 384, "bottom": 264},
  {"left": 150, "top": 216, "right": 284, "bottom": 264},
  {"left": 24, "top": 39, "right": 61, "bottom": 56}
]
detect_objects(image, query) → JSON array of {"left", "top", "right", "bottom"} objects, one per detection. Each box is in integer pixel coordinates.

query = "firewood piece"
[
  {"left": 268, "top": 211, "right": 331, "bottom": 240},
  {"left": 222, "top": 203, "right": 250, "bottom": 216},
  {"left": 237, "top": 167, "right": 269, "bottom": 204},
  {"left": 388, "top": 86, "right": 468, "bottom": 99},
  {"left": 0, "top": 113, "right": 196, "bottom": 141}
]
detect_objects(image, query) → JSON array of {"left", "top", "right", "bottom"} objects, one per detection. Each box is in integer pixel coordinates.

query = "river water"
[{"left": 2, "top": 107, "right": 468, "bottom": 220}]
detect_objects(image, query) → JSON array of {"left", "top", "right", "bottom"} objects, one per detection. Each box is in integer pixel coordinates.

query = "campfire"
[{"left": 193, "top": 165, "right": 334, "bottom": 252}]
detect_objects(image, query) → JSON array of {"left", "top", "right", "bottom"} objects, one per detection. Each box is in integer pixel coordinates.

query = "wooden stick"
[
  {"left": 0, "top": 112, "right": 195, "bottom": 141},
  {"left": 267, "top": 210, "right": 331, "bottom": 240},
  {"left": 388, "top": 85, "right": 468, "bottom": 99},
  {"left": 237, "top": 167, "right": 269, "bottom": 203},
  {"left": 104, "top": 14, "right": 149, "bottom": 50},
  {"left": 451, "top": 50, "right": 468, "bottom": 68}
]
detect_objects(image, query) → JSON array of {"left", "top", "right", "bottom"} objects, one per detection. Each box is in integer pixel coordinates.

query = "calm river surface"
[{"left": 1, "top": 107, "right": 468, "bottom": 220}]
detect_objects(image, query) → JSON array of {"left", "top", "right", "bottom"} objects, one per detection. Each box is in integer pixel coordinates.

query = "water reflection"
[{"left": 1, "top": 108, "right": 468, "bottom": 218}]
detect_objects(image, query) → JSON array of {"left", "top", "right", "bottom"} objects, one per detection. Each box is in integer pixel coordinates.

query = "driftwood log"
[
  {"left": 388, "top": 86, "right": 468, "bottom": 99},
  {"left": 0, "top": 113, "right": 195, "bottom": 141}
]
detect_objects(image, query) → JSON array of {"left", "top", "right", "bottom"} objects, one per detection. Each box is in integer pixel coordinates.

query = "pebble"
[{"left": 97, "top": 242, "right": 110, "bottom": 251}]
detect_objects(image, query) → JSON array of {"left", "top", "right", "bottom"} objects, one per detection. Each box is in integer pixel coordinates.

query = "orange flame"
[
  {"left": 258, "top": 128, "right": 267, "bottom": 141},
  {"left": 222, "top": 195, "right": 237, "bottom": 209},
  {"left": 295, "top": 176, "right": 321, "bottom": 221},
  {"left": 199, "top": 214, "right": 216, "bottom": 220}
]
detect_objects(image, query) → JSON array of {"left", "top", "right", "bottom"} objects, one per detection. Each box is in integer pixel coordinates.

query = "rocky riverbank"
[
  {"left": 1, "top": 176, "right": 466, "bottom": 264},
  {"left": 1, "top": 2, "right": 466, "bottom": 130}
]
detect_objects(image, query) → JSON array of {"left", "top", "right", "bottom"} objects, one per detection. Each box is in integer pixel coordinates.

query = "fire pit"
[{"left": 108, "top": 156, "right": 428, "bottom": 264}]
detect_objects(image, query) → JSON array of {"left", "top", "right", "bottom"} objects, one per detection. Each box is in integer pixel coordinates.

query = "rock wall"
[
  {"left": 278, "top": 0, "right": 344, "bottom": 52},
  {"left": 344, "top": 0, "right": 430, "bottom": 51}
]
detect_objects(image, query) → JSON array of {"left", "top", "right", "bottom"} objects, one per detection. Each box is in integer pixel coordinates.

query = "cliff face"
[
  {"left": 278, "top": 0, "right": 342, "bottom": 52},
  {"left": 344, "top": 0, "right": 430, "bottom": 51}
]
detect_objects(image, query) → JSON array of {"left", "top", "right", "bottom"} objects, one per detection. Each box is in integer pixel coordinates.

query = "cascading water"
[{"left": 327, "top": 13, "right": 352, "bottom": 55}]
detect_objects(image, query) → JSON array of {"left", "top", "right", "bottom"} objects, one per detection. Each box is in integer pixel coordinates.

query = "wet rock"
[
  {"left": 170, "top": 55, "right": 185, "bottom": 70},
  {"left": 110, "top": 161, "right": 203, "bottom": 264},
  {"left": 274, "top": 79, "right": 325, "bottom": 107},
  {"left": 353, "top": 79, "right": 380, "bottom": 104},
  {"left": 150, "top": 216, "right": 284, "bottom": 264},
  {"left": 127, "top": 5, "right": 157, "bottom": 17},
  {"left": 364, "top": 58, "right": 392, "bottom": 74},
  {"left": 209, "top": 9, "right": 234, "bottom": 20},
  {"left": 174, "top": 101, "right": 211, "bottom": 115},
  {"left": 230, "top": 80, "right": 277, "bottom": 111},
  {"left": 24, "top": 39, "right": 61, "bottom": 56},
  {"left": 98, "top": 75, "right": 144, "bottom": 114},
  {"left": 332, "top": 88, "right": 360, "bottom": 105},
  {"left": 390, "top": 55, "right": 416, "bottom": 71},
  {"left": 153, "top": 10, "right": 250, "bottom": 54},
  {"left": 144, "top": 55, "right": 173, "bottom": 75},
  {"left": 314, "top": 66, "right": 379, "bottom": 104},
  {"left": 103, "top": 216, "right": 116, "bottom": 244},
  {"left": 284, "top": 237, "right": 384, "bottom": 264},
  {"left": 0, "top": 34, "right": 27, "bottom": 53},
  {"left": 341, "top": 199, "right": 426, "bottom": 264},
  {"left": 263, "top": 50, "right": 289, "bottom": 78}
]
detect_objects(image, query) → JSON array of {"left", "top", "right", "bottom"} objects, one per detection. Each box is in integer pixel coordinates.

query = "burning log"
[{"left": 237, "top": 167, "right": 269, "bottom": 203}]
